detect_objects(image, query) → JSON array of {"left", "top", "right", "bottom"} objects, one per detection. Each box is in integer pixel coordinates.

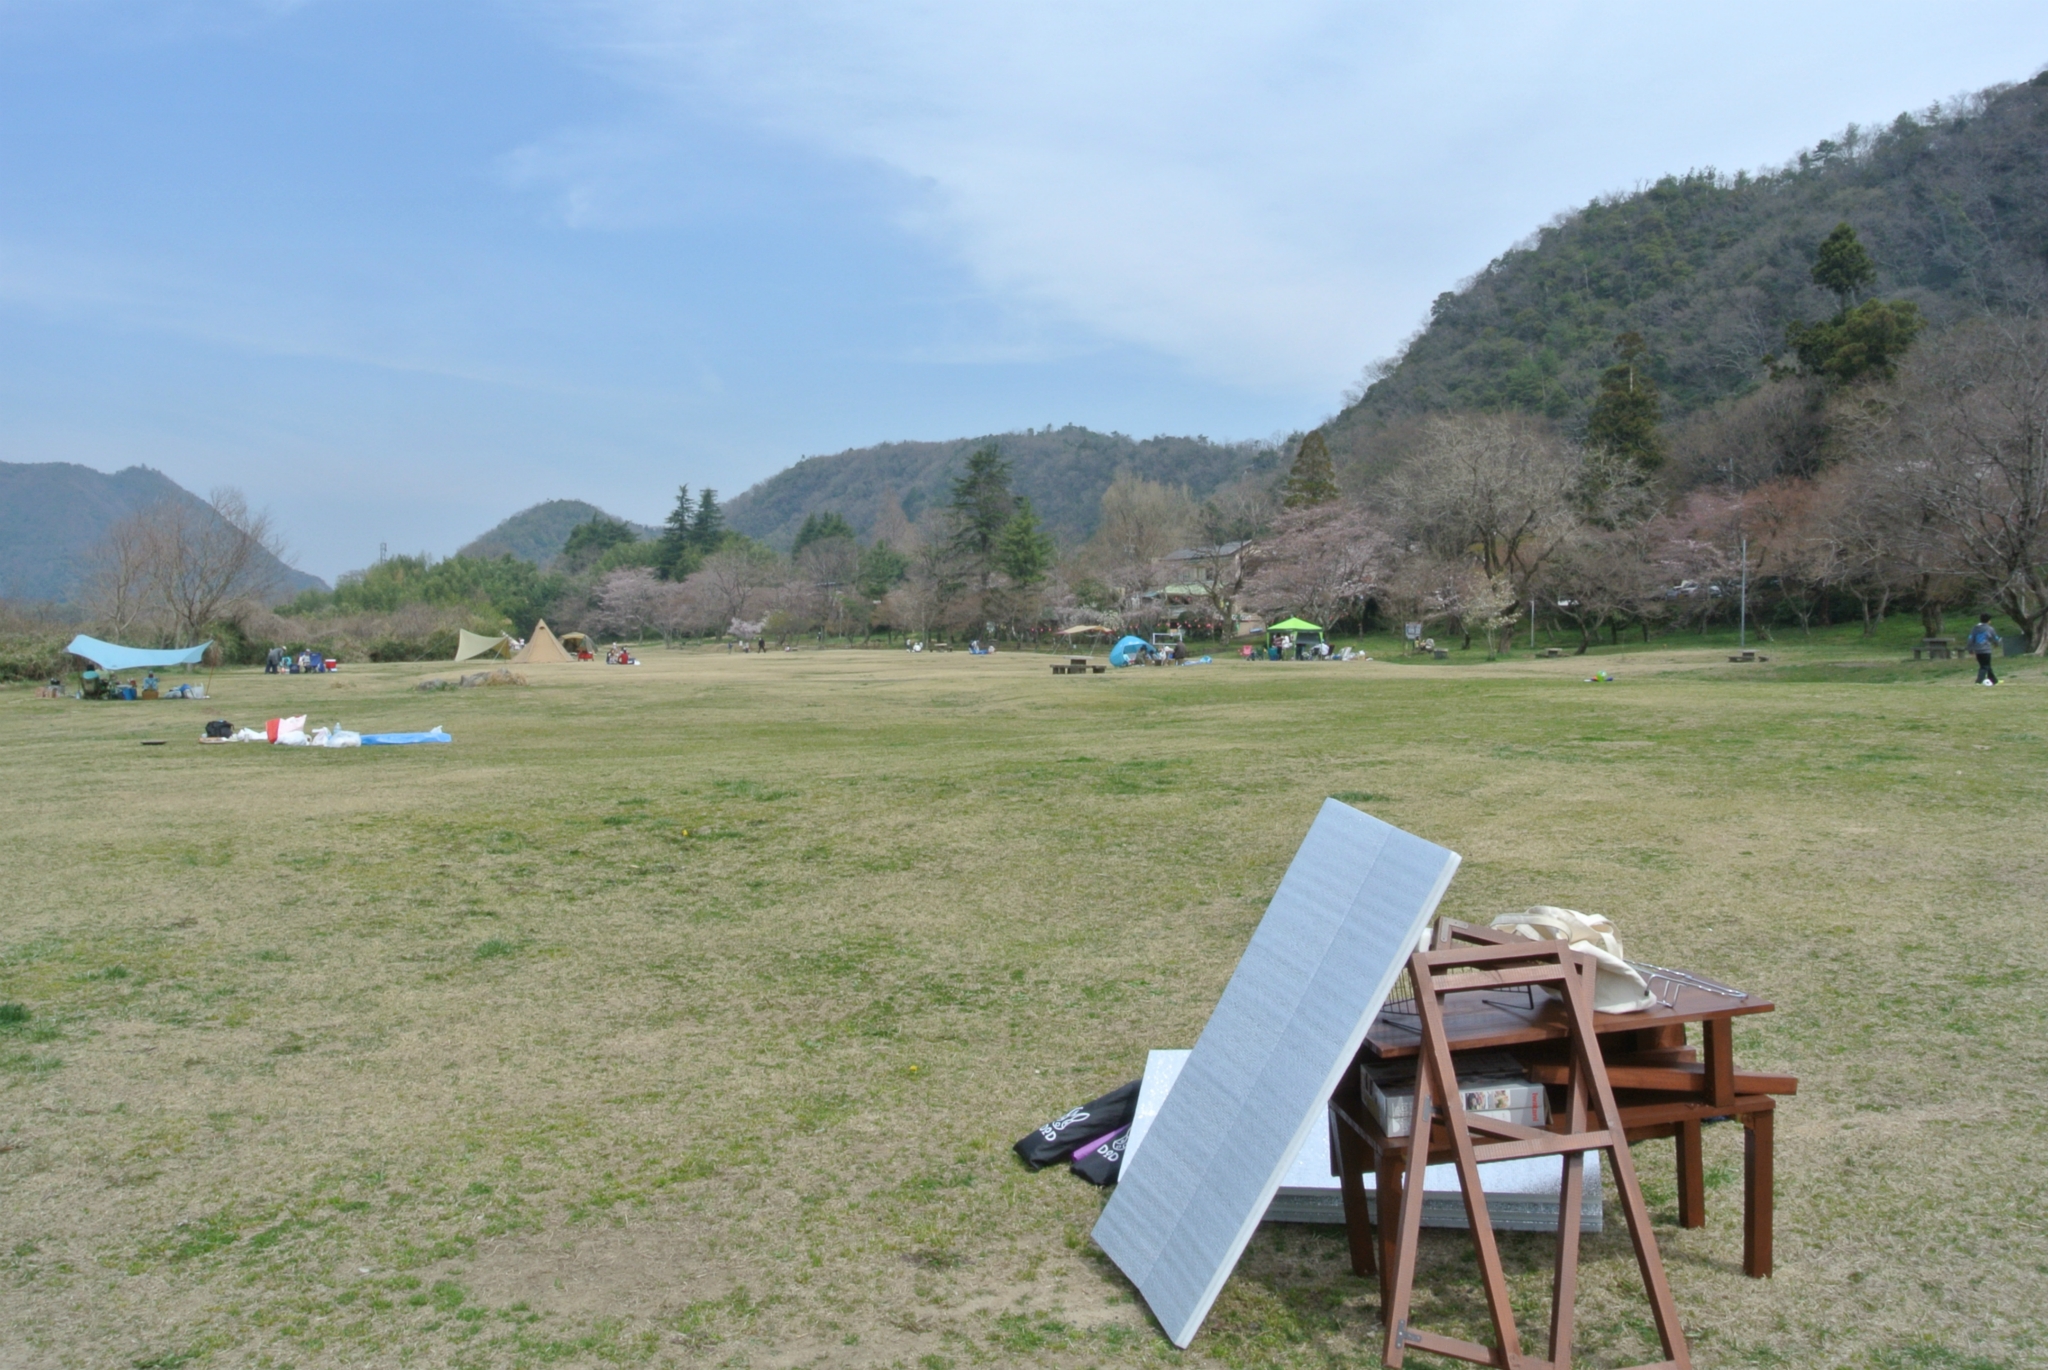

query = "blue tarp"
[
  {"left": 65, "top": 635, "right": 213, "bottom": 672},
  {"left": 1110, "top": 635, "right": 1153, "bottom": 668},
  {"left": 359, "top": 727, "right": 452, "bottom": 746}
]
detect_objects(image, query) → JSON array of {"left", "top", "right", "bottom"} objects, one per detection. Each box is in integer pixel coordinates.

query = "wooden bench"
[
  {"left": 1914, "top": 638, "right": 1952, "bottom": 661},
  {"left": 1542, "top": 646, "right": 1562, "bottom": 658}
]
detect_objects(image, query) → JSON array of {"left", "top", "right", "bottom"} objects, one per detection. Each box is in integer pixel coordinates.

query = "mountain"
[
  {"left": 0, "top": 461, "right": 326, "bottom": 605},
  {"left": 1325, "top": 70, "right": 2048, "bottom": 466},
  {"left": 456, "top": 500, "right": 662, "bottom": 566},
  {"left": 724, "top": 425, "right": 1278, "bottom": 549}
]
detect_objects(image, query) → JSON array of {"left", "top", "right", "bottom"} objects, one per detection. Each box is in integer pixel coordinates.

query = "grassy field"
[{"left": 2, "top": 632, "right": 2043, "bottom": 1370}]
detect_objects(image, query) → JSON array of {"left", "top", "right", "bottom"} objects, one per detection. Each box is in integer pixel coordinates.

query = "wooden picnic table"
[{"left": 1332, "top": 948, "right": 1794, "bottom": 1308}]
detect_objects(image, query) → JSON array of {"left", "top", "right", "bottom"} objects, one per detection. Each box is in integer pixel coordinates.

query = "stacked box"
[{"left": 1363, "top": 1050, "right": 1547, "bottom": 1138}]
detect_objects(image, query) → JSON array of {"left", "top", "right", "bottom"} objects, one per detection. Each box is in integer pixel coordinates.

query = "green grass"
[{"left": 0, "top": 638, "right": 2042, "bottom": 1367}]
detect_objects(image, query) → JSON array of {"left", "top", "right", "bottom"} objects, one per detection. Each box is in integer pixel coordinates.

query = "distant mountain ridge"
[
  {"left": 0, "top": 461, "right": 326, "bottom": 604},
  {"left": 456, "top": 500, "right": 661, "bottom": 566},
  {"left": 724, "top": 425, "right": 1278, "bottom": 548}
]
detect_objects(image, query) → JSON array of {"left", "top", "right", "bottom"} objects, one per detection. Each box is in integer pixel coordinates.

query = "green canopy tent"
[{"left": 1262, "top": 617, "right": 1325, "bottom": 659}]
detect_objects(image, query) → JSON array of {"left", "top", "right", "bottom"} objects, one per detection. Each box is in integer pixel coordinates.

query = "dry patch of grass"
[{"left": 1, "top": 645, "right": 2043, "bottom": 1368}]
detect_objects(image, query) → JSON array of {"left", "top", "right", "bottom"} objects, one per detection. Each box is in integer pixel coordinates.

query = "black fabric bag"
[
  {"left": 1012, "top": 1078, "right": 1140, "bottom": 1169},
  {"left": 204, "top": 719, "right": 234, "bottom": 739},
  {"left": 1070, "top": 1128, "right": 1129, "bottom": 1186}
]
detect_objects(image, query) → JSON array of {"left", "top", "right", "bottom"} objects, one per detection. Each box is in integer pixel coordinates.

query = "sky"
[{"left": 1, "top": 2, "right": 2044, "bottom": 582}]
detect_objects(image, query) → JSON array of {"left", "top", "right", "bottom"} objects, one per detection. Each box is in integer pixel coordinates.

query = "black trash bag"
[
  {"left": 204, "top": 720, "right": 234, "bottom": 739},
  {"left": 1013, "top": 1078, "right": 1140, "bottom": 1169},
  {"left": 1070, "top": 1127, "right": 1129, "bottom": 1186}
]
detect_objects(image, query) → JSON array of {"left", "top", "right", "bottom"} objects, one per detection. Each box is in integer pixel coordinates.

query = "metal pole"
[
  {"left": 1739, "top": 535, "right": 1749, "bottom": 648},
  {"left": 1530, "top": 598, "right": 1536, "bottom": 650}
]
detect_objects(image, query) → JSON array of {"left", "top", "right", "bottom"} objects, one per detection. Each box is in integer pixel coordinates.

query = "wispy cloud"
[{"left": 524, "top": 1, "right": 2048, "bottom": 396}]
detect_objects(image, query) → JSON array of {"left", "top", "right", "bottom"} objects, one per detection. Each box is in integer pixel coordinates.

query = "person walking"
[{"left": 1968, "top": 614, "right": 2001, "bottom": 685}]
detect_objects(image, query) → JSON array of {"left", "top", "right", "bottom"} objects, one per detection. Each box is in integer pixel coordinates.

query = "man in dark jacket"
[{"left": 1968, "top": 614, "right": 2001, "bottom": 686}]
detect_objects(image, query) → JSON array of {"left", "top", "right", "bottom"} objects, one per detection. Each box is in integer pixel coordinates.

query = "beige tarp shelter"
[
  {"left": 511, "top": 620, "right": 574, "bottom": 664},
  {"left": 559, "top": 632, "right": 592, "bottom": 657},
  {"left": 454, "top": 630, "right": 514, "bottom": 662}
]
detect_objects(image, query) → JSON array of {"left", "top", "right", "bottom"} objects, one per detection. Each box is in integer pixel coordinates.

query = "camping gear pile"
[{"left": 204, "top": 715, "right": 453, "bottom": 747}]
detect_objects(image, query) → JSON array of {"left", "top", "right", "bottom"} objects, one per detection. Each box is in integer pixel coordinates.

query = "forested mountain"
[
  {"left": 0, "top": 460, "right": 325, "bottom": 604},
  {"left": 1325, "top": 71, "right": 2048, "bottom": 469},
  {"left": 724, "top": 426, "right": 1278, "bottom": 549},
  {"left": 457, "top": 500, "right": 660, "bottom": 566}
]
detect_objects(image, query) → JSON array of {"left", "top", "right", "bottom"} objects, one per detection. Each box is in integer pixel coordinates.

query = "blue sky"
[{"left": 2, "top": 2, "right": 2044, "bottom": 581}]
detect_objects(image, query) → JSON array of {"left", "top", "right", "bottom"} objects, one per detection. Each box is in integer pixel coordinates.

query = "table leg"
[
  {"left": 1703, "top": 1017, "right": 1737, "bottom": 1108},
  {"left": 1335, "top": 1117, "right": 1376, "bottom": 1279},
  {"left": 1743, "top": 1106, "right": 1774, "bottom": 1277},
  {"left": 1376, "top": 1144, "right": 1403, "bottom": 1318},
  {"left": 1676, "top": 1119, "right": 1706, "bottom": 1228}
]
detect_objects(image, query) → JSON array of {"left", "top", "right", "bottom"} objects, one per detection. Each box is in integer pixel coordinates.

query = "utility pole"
[{"left": 1739, "top": 535, "right": 1749, "bottom": 648}]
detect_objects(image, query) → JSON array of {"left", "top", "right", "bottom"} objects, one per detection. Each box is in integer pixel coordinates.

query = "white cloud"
[{"left": 529, "top": 1, "right": 2048, "bottom": 398}]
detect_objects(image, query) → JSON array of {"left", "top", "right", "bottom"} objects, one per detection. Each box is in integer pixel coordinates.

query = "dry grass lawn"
[{"left": 1, "top": 640, "right": 2043, "bottom": 1369}]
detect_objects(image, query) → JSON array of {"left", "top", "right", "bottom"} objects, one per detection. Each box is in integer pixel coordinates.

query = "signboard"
[{"left": 1404, "top": 622, "right": 1422, "bottom": 640}]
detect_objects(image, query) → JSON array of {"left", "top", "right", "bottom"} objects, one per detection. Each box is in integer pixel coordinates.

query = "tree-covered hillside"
[
  {"left": 456, "top": 500, "right": 661, "bottom": 566},
  {"left": 724, "top": 426, "right": 1279, "bottom": 549},
  {"left": 0, "top": 460, "right": 325, "bottom": 603},
  {"left": 1326, "top": 71, "right": 2048, "bottom": 464}
]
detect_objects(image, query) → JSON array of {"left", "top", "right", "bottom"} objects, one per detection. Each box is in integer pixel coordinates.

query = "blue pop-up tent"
[
  {"left": 1110, "top": 635, "right": 1154, "bottom": 668},
  {"left": 65, "top": 635, "right": 213, "bottom": 671}
]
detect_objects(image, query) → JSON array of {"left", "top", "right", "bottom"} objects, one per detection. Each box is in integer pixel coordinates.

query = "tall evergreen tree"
[
  {"left": 1811, "top": 222, "right": 1876, "bottom": 307},
  {"left": 1781, "top": 225, "right": 1921, "bottom": 385},
  {"left": 1585, "top": 331, "right": 1665, "bottom": 471},
  {"left": 688, "top": 488, "right": 725, "bottom": 552},
  {"left": 949, "top": 445, "right": 1017, "bottom": 582},
  {"left": 1280, "top": 431, "right": 1339, "bottom": 508},
  {"left": 657, "top": 484, "right": 694, "bottom": 580},
  {"left": 792, "top": 510, "right": 856, "bottom": 557},
  {"left": 995, "top": 498, "right": 1056, "bottom": 587}
]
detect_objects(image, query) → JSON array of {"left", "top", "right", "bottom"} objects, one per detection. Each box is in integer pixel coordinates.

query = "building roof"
[{"left": 1164, "top": 540, "right": 1252, "bottom": 562}]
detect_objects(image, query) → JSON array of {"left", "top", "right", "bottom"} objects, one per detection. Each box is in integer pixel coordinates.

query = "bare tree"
[
  {"left": 1395, "top": 414, "right": 1583, "bottom": 606},
  {"left": 1241, "top": 503, "right": 1391, "bottom": 630},
  {"left": 85, "top": 489, "right": 286, "bottom": 644},
  {"left": 593, "top": 568, "right": 662, "bottom": 640},
  {"left": 683, "top": 547, "right": 777, "bottom": 637},
  {"left": 1878, "top": 315, "right": 2048, "bottom": 650}
]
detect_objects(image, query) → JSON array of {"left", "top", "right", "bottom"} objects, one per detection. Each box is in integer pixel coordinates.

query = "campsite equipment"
[
  {"left": 1071, "top": 1128, "right": 1129, "bottom": 1186},
  {"left": 1363, "top": 931, "right": 1691, "bottom": 1370},
  {"left": 1338, "top": 920, "right": 1795, "bottom": 1295},
  {"left": 64, "top": 635, "right": 212, "bottom": 672},
  {"left": 204, "top": 720, "right": 233, "bottom": 740},
  {"left": 1123, "top": 1048, "right": 1600, "bottom": 1233},
  {"left": 1362, "top": 1052, "right": 1546, "bottom": 1138},
  {"left": 1108, "top": 635, "right": 1153, "bottom": 667},
  {"left": 559, "top": 631, "right": 594, "bottom": 659},
  {"left": 360, "top": 727, "right": 452, "bottom": 746},
  {"left": 1092, "top": 800, "right": 1459, "bottom": 1348},
  {"left": 1014, "top": 1079, "right": 1140, "bottom": 1168},
  {"left": 454, "top": 630, "right": 513, "bottom": 662},
  {"left": 511, "top": 621, "right": 574, "bottom": 664}
]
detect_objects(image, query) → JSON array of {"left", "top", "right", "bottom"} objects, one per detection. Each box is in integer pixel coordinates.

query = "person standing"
[{"left": 1968, "top": 614, "right": 2001, "bottom": 685}]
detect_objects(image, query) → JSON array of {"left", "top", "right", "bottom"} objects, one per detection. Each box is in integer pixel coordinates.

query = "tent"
[
  {"left": 511, "top": 620, "right": 574, "bottom": 664},
  {"left": 1109, "top": 634, "right": 1154, "bottom": 667},
  {"left": 453, "top": 630, "right": 513, "bottom": 662},
  {"left": 65, "top": 635, "right": 213, "bottom": 672},
  {"left": 559, "top": 631, "right": 593, "bottom": 658},
  {"left": 1265, "top": 617, "right": 1323, "bottom": 635}
]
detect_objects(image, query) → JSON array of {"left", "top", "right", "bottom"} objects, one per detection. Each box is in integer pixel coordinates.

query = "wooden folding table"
[{"left": 1331, "top": 932, "right": 1796, "bottom": 1321}]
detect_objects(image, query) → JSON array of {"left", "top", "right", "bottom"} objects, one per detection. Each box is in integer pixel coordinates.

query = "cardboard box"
[{"left": 1363, "top": 1050, "right": 1547, "bottom": 1138}]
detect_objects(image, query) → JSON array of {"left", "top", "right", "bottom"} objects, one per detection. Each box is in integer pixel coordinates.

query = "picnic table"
[
  {"left": 1914, "top": 638, "right": 1952, "bottom": 660},
  {"left": 1332, "top": 939, "right": 1795, "bottom": 1299}
]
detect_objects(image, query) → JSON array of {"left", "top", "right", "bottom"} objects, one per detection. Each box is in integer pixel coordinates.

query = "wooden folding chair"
[{"left": 1381, "top": 938, "right": 1691, "bottom": 1370}]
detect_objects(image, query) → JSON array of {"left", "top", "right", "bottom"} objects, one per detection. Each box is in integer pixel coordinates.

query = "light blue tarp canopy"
[
  {"left": 65, "top": 635, "right": 213, "bottom": 672},
  {"left": 1110, "top": 635, "right": 1153, "bottom": 668}
]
